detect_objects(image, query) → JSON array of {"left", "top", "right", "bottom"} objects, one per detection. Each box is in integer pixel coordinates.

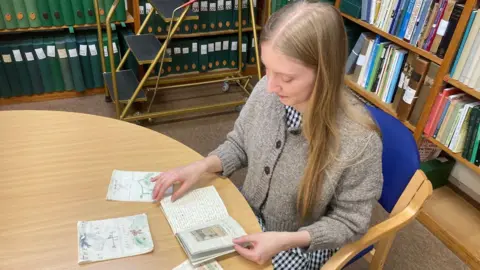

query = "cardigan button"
[
  {"left": 276, "top": 140, "right": 282, "bottom": 149},
  {"left": 264, "top": 166, "right": 270, "bottom": 175}
]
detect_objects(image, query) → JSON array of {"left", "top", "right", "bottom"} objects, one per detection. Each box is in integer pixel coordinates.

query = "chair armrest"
[{"left": 321, "top": 180, "right": 432, "bottom": 270}]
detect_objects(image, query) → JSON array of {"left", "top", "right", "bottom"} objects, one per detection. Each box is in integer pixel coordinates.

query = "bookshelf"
[
  {"left": 156, "top": 26, "right": 262, "bottom": 39},
  {"left": 0, "top": 88, "right": 105, "bottom": 106},
  {"left": 444, "top": 75, "right": 480, "bottom": 101},
  {"left": 426, "top": 136, "right": 480, "bottom": 175}
]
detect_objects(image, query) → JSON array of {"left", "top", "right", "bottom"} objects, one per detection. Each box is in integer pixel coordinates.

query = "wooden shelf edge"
[
  {"left": 425, "top": 136, "right": 480, "bottom": 174},
  {"left": 341, "top": 13, "right": 443, "bottom": 65},
  {"left": 156, "top": 26, "right": 262, "bottom": 39},
  {"left": 345, "top": 77, "right": 416, "bottom": 132},
  {"left": 0, "top": 88, "right": 105, "bottom": 106},
  {"left": 445, "top": 75, "right": 480, "bottom": 100},
  {"left": 0, "top": 13, "right": 134, "bottom": 34}
]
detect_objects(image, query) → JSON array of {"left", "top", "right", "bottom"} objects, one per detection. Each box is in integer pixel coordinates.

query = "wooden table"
[{"left": 0, "top": 110, "right": 271, "bottom": 270}]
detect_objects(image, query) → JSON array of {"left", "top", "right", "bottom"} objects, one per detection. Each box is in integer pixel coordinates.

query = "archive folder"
[
  {"left": 214, "top": 37, "right": 222, "bottom": 69},
  {"left": 72, "top": 0, "right": 86, "bottom": 25},
  {"left": 116, "top": 0, "right": 127, "bottom": 22},
  {"left": 208, "top": 38, "right": 215, "bottom": 70},
  {"left": 248, "top": 34, "right": 256, "bottom": 65},
  {"left": 229, "top": 35, "right": 238, "bottom": 69},
  {"left": 86, "top": 33, "right": 103, "bottom": 88},
  {"left": 118, "top": 29, "right": 139, "bottom": 77},
  {"left": 33, "top": 36, "right": 54, "bottom": 93},
  {"left": 0, "top": 41, "right": 16, "bottom": 97},
  {"left": 0, "top": 0, "right": 19, "bottom": 29},
  {"left": 44, "top": 36, "right": 65, "bottom": 91},
  {"left": 48, "top": 0, "right": 64, "bottom": 26},
  {"left": 241, "top": 34, "right": 248, "bottom": 70},
  {"left": 0, "top": 55, "right": 12, "bottom": 97},
  {"left": 66, "top": 34, "right": 86, "bottom": 92},
  {"left": 199, "top": 0, "right": 208, "bottom": 32},
  {"left": 60, "top": 0, "right": 75, "bottom": 26},
  {"left": 98, "top": 0, "right": 106, "bottom": 23},
  {"left": 83, "top": 0, "right": 96, "bottom": 24},
  {"left": 20, "top": 37, "right": 44, "bottom": 95},
  {"left": 55, "top": 35, "right": 75, "bottom": 90},
  {"left": 191, "top": 1, "right": 200, "bottom": 32},
  {"left": 0, "top": 9, "right": 5, "bottom": 30},
  {"left": 221, "top": 36, "right": 230, "bottom": 68},
  {"left": 13, "top": 0, "right": 30, "bottom": 28},
  {"left": 199, "top": 39, "right": 208, "bottom": 72},
  {"left": 191, "top": 40, "right": 199, "bottom": 71},
  {"left": 10, "top": 40, "right": 34, "bottom": 96},
  {"left": 24, "top": 0, "right": 42, "bottom": 28},
  {"left": 37, "top": 0, "right": 53, "bottom": 27},
  {"left": 102, "top": 32, "right": 121, "bottom": 72},
  {"left": 208, "top": 0, "right": 217, "bottom": 31},
  {"left": 76, "top": 33, "right": 95, "bottom": 89}
]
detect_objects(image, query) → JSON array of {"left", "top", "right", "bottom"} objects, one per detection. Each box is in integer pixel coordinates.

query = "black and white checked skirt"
[{"left": 256, "top": 214, "right": 338, "bottom": 270}]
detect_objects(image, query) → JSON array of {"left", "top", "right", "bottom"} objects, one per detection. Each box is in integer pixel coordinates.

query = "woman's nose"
[{"left": 267, "top": 76, "right": 281, "bottom": 94}]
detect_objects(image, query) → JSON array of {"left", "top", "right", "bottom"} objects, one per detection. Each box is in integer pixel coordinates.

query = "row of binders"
[
  {"left": 158, "top": 33, "right": 257, "bottom": 76},
  {"left": 340, "top": 0, "right": 464, "bottom": 58},
  {"left": 139, "top": 0, "right": 257, "bottom": 36},
  {"left": 0, "top": 29, "right": 138, "bottom": 98},
  {"left": 450, "top": 7, "right": 480, "bottom": 90},
  {"left": 425, "top": 87, "right": 480, "bottom": 165},
  {"left": 346, "top": 32, "right": 438, "bottom": 125},
  {"left": 0, "top": 0, "right": 128, "bottom": 30}
]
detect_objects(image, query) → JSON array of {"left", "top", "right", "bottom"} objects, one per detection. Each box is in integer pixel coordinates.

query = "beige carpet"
[{"left": 0, "top": 86, "right": 469, "bottom": 269}]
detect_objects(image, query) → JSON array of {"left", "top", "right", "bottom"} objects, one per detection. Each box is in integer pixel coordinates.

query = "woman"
[{"left": 151, "top": 1, "right": 383, "bottom": 269}]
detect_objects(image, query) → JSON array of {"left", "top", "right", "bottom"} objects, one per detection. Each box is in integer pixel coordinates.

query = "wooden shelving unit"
[
  {"left": 426, "top": 136, "right": 480, "bottom": 175},
  {"left": 0, "top": 13, "right": 134, "bottom": 33},
  {"left": 444, "top": 75, "right": 480, "bottom": 100},
  {"left": 0, "top": 88, "right": 105, "bottom": 106},
  {"left": 156, "top": 26, "right": 262, "bottom": 39}
]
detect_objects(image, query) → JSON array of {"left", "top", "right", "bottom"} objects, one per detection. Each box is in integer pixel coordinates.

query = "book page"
[
  {"left": 172, "top": 259, "right": 223, "bottom": 270},
  {"left": 106, "top": 170, "right": 172, "bottom": 202},
  {"left": 160, "top": 186, "right": 229, "bottom": 234},
  {"left": 77, "top": 213, "right": 154, "bottom": 264}
]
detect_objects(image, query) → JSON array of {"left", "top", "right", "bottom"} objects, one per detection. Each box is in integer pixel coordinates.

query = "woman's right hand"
[{"left": 151, "top": 161, "right": 207, "bottom": 202}]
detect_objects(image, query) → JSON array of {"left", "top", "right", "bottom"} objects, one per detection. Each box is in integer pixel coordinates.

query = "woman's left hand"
[{"left": 232, "top": 232, "right": 289, "bottom": 265}]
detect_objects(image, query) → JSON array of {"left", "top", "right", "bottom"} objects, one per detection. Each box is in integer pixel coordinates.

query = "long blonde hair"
[{"left": 261, "top": 1, "right": 378, "bottom": 222}]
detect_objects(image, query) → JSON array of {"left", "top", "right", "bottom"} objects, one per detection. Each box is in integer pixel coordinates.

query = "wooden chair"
[{"left": 321, "top": 106, "right": 433, "bottom": 270}]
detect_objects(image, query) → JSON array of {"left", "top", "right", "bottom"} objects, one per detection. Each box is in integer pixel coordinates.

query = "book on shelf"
[
  {"left": 160, "top": 186, "right": 247, "bottom": 266},
  {"left": 424, "top": 87, "right": 461, "bottom": 136},
  {"left": 408, "top": 62, "right": 440, "bottom": 125}
]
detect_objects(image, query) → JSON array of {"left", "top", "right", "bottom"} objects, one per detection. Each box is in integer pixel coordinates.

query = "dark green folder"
[
  {"left": 32, "top": 36, "right": 54, "bottom": 93},
  {"left": 10, "top": 41, "right": 33, "bottom": 96},
  {"left": 216, "top": 0, "right": 228, "bottom": 31},
  {"left": 208, "top": 0, "right": 217, "bottom": 32},
  {"left": 0, "top": 42, "right": 21, "bottom": 97},
  {"left": 229, "top": 35, "right": 238, "bottom": 69},
  {"left": 179, "top": 20, "right": 191, "bottom": 34},
  {"left": 83, "top": 0, "right": 96, "bottom": 24},
  {"left": 225, "top": 0, "right": 233, "bottom": 29},
  {"left": 55, "top": 35, "right": 74, "bottom": 90},
  {"left": 43, "top": 36, "right": 64, "bottom": 91},
  {"left": 181, "top": 41, "right": 191, "bottom": 73},
  {"left": 190, "top": 39, "right": 199, "bottom": 72},
  {"left": 48, "top": 0, "right": 64, "bottom": 26},
  {"left": 163, "top": 47, "right": 172, "bottom": 76},
  {"left": 199, "top": 0, "right": 208, "bottom": 32},
  {"left": 104, "top": 0, "right": 115, "bottom": 21},
  {"left": 199, "top": 38, "right": 208, "bottom": 72},
  {"left": 20, "top": 37, "right": 44, "bottom": 95},
  {"left": 207, "top": 38, "right": 215, "bottom": 71},
  {"left": 37, "top": 0, "right": 53, "bottom": 27},
  {"left": 144, "top": 2, "right": 156, "bottom": 35},
  {"left": 191, "top": 1, "right": 199, "bottom": 33},
  {"left": 248, "top": 33, "right": 256, "bottom": 65},
  {"left": 12, "top": 0, "right": 30, "bottom": 28},
  {"left": 116, "top": 0, "right": 127, "bottom": 22},
  {"left": 24, "top": 0, "right": 42, "bottom": 28},
  {"left": 221, "top": 36, "right": 230, "bottom": 69},
  {"left": 66, "top": 34, "right": 86, "bottom": 92},
  {"left": 76, "top": 33, "right": 94, "bottom": 89},
  {"left": 0, "top": 8, "right": 5, "bottom": 30},
  {"left": 98, "top": 0, "right": 106, "bottom": 23},
  {"left": 60, "top": 0, "right": 75, "bottom": 26},
  {"left": 241, "top": 34, "right": 248, "bottom": 70},
  {"left": 233, "top": 0, "right": 239, "bottom": 29},
  {"left": 214, "top": 37, "right": 222, "bottom": 70},
  {"left": 118, "top": 29, "right": 139, "bottom": 77},
  {"left": 172, "top": 41, "right": 182, "bottom": 74},
  {"left": 139, "top": 0, "right": 148, "bottom": 34},
  {"left": 0, "top": 0, "right": 19, "bottom": 29},
  {"left": 0, "top": 55, "right": 12, "bottom": 97},
  {"left": 71, "top": 0, "right": 86, "bottom": 25},
  {"left": 154, "top": 11, "right": 167, "bottom": 35},
  {"left": 102, "top": 32, "right": 121, "bottom": 72},
  {"left": 241, "top": 0, "right": 248, "bottom": 27},
  {"left": 86, "top": 33, "right": 103, "bottom": 88}
]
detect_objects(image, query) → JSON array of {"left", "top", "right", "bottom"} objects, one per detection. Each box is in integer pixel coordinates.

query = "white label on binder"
[
  {"left": 2, "top": 54, "right": 12, "bottom": 63},
  {"left": 208, "top": 43, "right": 214, "bottom": 52},
  {"left": 251, "top": 38, "right": 255, "bottom": 48},
  {"left": 25, "top": 52, "right": 35, "bottom": 61},
  {"left": 398, "top": 73, "right": 405, "bottom": 88},
  {"left": 89, "top": 45, "right": 98, "bottom": 56},
  {"left": 201, "top": 44, "right": 207, "bottom": 55},
  {"left": 356, "top": 54, "right": 366, "bottom": 66},
  {"left": 69, "top": 48, "right": 78, "bottom": 58},
  {"left": 47, "top": 45, "right": 56, "bottom": 57},
  {"left": 231, "top": 41, "right": 238, "bottom": 51},
  {"left": 192, "top": 43, "right": 198, "bottom": 53},
  {"left": 35, "top": 48, "right": 46, "bottom": 60},
  {"left": 79, "top": 45, "right": 88, "bottom": 56},
  {"left": 217, "top": 0, "right": 224, "bottom": 11},
  {"left": 226, "top": 0, "right": 232, "bottom": 10},
  {"left": 253, "top": 0, "right": 257, "bottom": 7},
  {"left": 113, "top": 43, "right": 118, "bottom": 54},
  {"left": 103, "top": 46, "right": 109, "bottom": 57},
  {"left": 234, "top": 0, "right": 238, "bottom": 9},
  {"left": 242, "top": 43, "right": 247, "bottom": 52},
  {"left": 12, "top": 50, "right": 23, "bottom": 62},
  {"left": 215, "top": 42, "right": 222, "bottom": 51},
  {"left": 167, "top": 48, "right": 172, "bottom": 56},
  {"left": 209, "top": 3, "right": 216, "bottom": 11},
  {"left": 174, "top": 47, "right": 181, "bottom": 54},
  {"left": 437, "top": 20, "right": 449, "bottom": 36},
  {"left": 139, "top": 6, "right": 145, "bottom": 15},
  {"left": 183, "top": 47, "right": 189, "bottom": 54},
  {"left": 402, "top": 86, "right": 416, "bottom": 104},
  {"left": 192, "top": 2, "right": 199, "bottom": 12},
  {"left": 201, "top": 1, "right": 208, "bottom": 11},
  {"left": 223, "top": 40, "right": 229, "bottom": 50},
  {"left": 145, "top": 3, "right": 152, "bottom": 14},
  {"left": 403, "top": 78, "right": 410, "bottom": 89},
  {"left": 58, "top": 49, "right": 68, "bottom": 59}
]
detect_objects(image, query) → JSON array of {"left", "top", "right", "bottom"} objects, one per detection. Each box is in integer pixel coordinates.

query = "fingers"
[
  {"left": 150, "top": 174, "right": 162, "bottom": 182},
  {"left": 171, "top": 182, "right": 191, "bottom": 202},
  {"left": 234, "top": 244, "right": 258, "bottom": 261},
  {"left": 155, "top": 173, "right": 180, "bottom": 201},
  {"left": 233, "top": 234, "right": 257, "bottom": 245}
]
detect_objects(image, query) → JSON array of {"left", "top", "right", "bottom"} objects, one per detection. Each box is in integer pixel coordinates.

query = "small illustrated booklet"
[
  {"left": 160, "top": 186, "right": 247, "bottom": 266},
  {"left": 106, "top": 170, "right": 173, "bottom": 202},
  {"left": 77, "top": 213, "right": 154, "bottom": 264},
  {"left": 172, "top": 259, "right": 223, "bottom": 270}
]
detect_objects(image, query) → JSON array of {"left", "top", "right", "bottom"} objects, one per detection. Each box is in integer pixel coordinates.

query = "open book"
[{"left": 160, "top": 186, "right": 246, "bottom": 266}]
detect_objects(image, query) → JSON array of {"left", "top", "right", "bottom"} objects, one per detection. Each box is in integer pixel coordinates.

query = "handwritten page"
[
  {"left": 77, "top": 213, "right": 154, "bottom": 264},
  {"left": 106, "top": 170, "right": 172, "bottom": 202},
  {"left": 160, "top": 186, "right": 229, "bottom": 234},
  {"left": 172, "top": 259, "right": 223, "bottom": 270}
]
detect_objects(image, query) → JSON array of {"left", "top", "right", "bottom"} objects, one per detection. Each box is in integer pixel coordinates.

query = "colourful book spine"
[{"left": 451, "top": 10, "right": 477, "bottom": 75}]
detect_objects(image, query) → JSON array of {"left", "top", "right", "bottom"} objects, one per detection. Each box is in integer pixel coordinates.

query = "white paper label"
[
  {"left": 215, "top": 41, "right": 222, "bottom": 51},
  {"left": 356, "top": 54, "right": 366, "bottom": 66},
  {"left": 437, "top": 20, "right": 449, "bottom": 37},
  {"left": 2, "top": 54, "right": 12, "bottom": 63},
  {"left": 209, "top": 3, "right": 216, "bottom": 11},
  {"left": 251, "top": 38, "right": 255, "bottom": 48},
  {"left": 89, "top": 45, "right": 97, "bottom": 56},
  {"left": 398, "top": 73, "right": 405, "bottom": 88},
  {"left": 223, "top": 40, "right": 229, "bottom": 50},
  {"left": 253, "top": 0, "right": 257, "bottom": 7},
  {"left": 68, "top": 48, "right": 78, "bottom": 58},
  {"left": 192, "top": 43, "right": 198, "bottom": 53},
  {"left": 208, "top": 43, "right": 214, "bottom": 52},
  {"left": 113, "top": 43, "right": 118, "bottom": 54},
  {"left": 217, "top": 0, "right": 224, "bottom": 11},
  {"left": 201, "top": 1, "right": 208, "bottom": 11},
  {"left": 47, "top": 45, "right": 56, "bottom": 57},
  {"left": 174, "top": 47, "right": 181, "bottom": 54},
  {"left": 231, "top": 41, "right": 238, "bottom": 51},
  {"left": 79, "top": 45, "right": 88, "bottom": 56},
  {"left": 402, "top": 86, "right": 416, "bottom": 104},
  {"left": 201, "top": 44, "right": 207, "bottom": 55},
  {"left": 166, "top": 48, "right": 172, "bottom": 56},
  {"left": 58, "top": 49, "right": 67, "bottom": 59},
  {"left": 139, "top": 6, "right": 144, "bottom": 15},
  {"left": 145, "top": 3, "right": 152, "bottom": 14},
  {"left": 403, "top": 77, "right": 410, "bottom": 89},
  {"left": 12, "top": 50, "right": 23, "bottom": 62},
  {"left": 192, "top": 2, "right": 199, "bottom": 12},
  {"left": 226, "top": 0, "right": 232, "bottom": 10},
  {"left": 234, "top": 0, "right": 239, "bottom": 9},
  {"left": 35, "top": 48, "right": 46, "bottom": 60},
  {"left": 25, "top": 52, "right": 35, "bottom": 61},
  {"left": 242, "top": 43, "right": 247, "bottom": 52},
  {"left": 183, "top": 47, "right": 189, "bottom": 54},
  {"left": 103, "top": 46, "right": 109, "bottom": 57}
]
